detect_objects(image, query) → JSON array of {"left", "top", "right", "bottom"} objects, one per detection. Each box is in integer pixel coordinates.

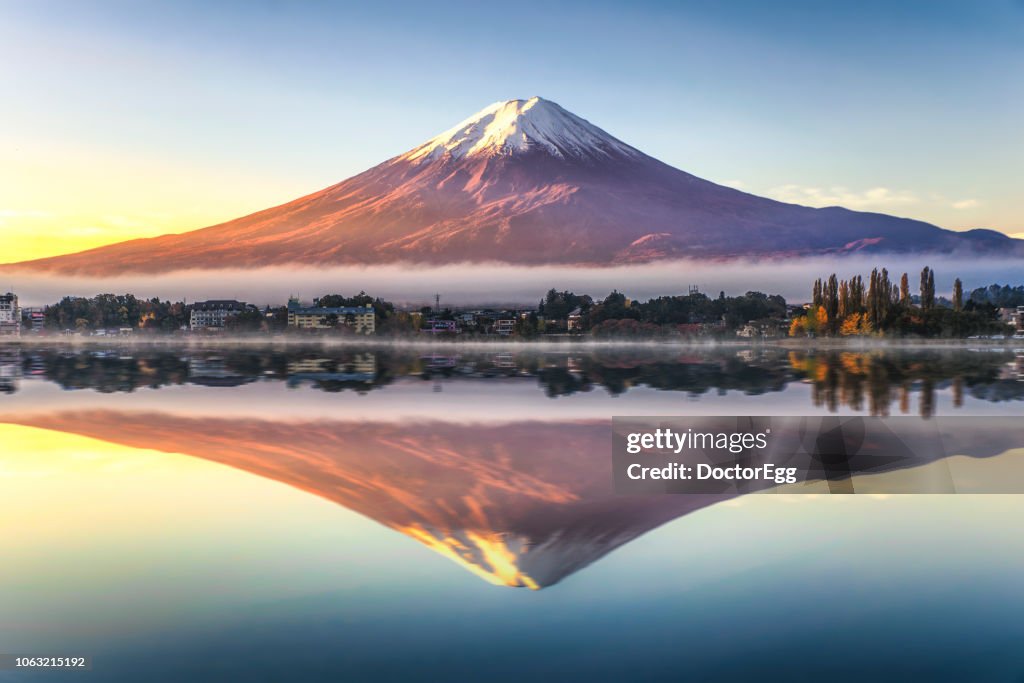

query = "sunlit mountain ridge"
[{"left": 7, "top": 98, "right": 1019, "bottom": 275}]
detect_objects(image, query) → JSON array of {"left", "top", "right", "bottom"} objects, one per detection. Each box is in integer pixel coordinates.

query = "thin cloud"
[
  {"left": 761, "top": 186, "right": 983, "bottom": 214},
  {"left": 765, "top": 185, "right": 920, "bottom": 210},
  {"left": 951, "top": 199, "right": 980, "bottom": 210}
]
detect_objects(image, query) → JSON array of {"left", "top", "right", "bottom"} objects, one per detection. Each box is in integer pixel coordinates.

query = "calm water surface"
[{"left": 1, "top": 344, "right": 1023, "bottom": 682}]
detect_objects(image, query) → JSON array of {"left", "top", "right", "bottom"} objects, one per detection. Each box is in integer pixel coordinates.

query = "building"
[
  {"left": 286, "top": 298, "right": 375, "bottom": 334},
  {"left": 421, "top": 319, "right": 458, "bottom": 334},
  {"left": 495, "top": 319, "right": 516, "bottom": 336},
  {"left": 999, "top": 306, "right": 1024, "bottom": 330},
  {"left": 736, "top": 323, "right": 761, "bottom": 338},
  {"left": 21, "top": 307, "right": 45, "bottom": 334},
  {"left": 737, "top": 319, "right": 783, "bottom": 338},
  {"left": 567, "top": 307, "right": 583, "bottom": 332},
  {"left": 0, "top": 292, "right": 19, "bottom": 336},
  {"left": 190, "top": 300, "right": 248, "bottom": 330}
]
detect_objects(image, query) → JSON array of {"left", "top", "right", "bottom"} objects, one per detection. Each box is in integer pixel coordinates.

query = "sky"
[{"left": 1, "top": 0, "right": 1022, "bottom": 261}]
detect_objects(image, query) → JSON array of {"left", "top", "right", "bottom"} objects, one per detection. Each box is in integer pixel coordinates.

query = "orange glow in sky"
[{"left": 0, "top": 138, "right": 313, "bottom": 262}]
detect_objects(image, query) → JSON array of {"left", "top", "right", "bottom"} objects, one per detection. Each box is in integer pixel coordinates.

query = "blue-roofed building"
[{"left": 286, "top": 298, "right": 375, "bottom": 335}]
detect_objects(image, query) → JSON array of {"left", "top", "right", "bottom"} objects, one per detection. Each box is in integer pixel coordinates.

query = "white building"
[
  {"left": 0, "top": 292, "right": 20, "bottom": 336},
  {"left": 567, "top": 307, "right": 583, "bottom": 332},
  {"left": 998, "top": 306, "right": 1024, "bottom": 328},
  {"left": 495, "top": 319, "right": 516, "bottom": 336},
  {"left": 190, "top": 300, "right": 248, "bottom": 330}
]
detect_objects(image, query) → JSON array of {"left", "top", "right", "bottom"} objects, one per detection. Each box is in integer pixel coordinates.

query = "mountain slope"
[{"left": 8, "top": 97, "right": 1018, "bottom": 274}]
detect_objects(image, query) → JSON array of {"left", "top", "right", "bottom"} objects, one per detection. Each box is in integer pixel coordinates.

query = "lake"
[{"left": 2, "top": 343, "right": 1023, "bottom": 682}]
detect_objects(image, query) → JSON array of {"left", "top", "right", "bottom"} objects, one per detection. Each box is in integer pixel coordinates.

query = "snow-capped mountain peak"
[{"left": 403, "top": 96, "right": 643, "bottom": 163}]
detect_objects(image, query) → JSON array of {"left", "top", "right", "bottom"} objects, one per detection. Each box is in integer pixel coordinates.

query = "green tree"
[
  {"left": 224, "top": 310, "right": 265, "bottom": 334},
  {"left": 825, "top": 274, "right": 839, "bottom": 332},
  {"left": 920, "top": 267, "right": 935, "bottom": 311}
]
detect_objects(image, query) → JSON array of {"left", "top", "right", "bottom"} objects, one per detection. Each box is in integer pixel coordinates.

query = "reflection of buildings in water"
[
  {"left": 735, "top": 349, "right": 755, "bottom": 363},
  {"left": 286, "top": 358, "right": 328, "bottom": 374},
  {"left": 187, "top": 357, "right": 255, "bottom": 388},
  {"left": 420, "top": 354, "right": 459, "bottom": 370},
  {"left": 0, "top": 348, "right": 21, "bottom": 394},
  {"left": 492, "top": 353, "right": 516, "bottom": 369},
  {"left": 419, "top": 354, "right": 460, "bottom": 392},
  {"left": 23, "top": 353, "right": 46, "bottom": 377},
  {"left": 285, "top": 354, "right": 377, "bottom": 388},
  {"left": 485, "top": 353, "right": 534, "bottom": 379},
  {"left": 1000, "top": 354, "right": 1024, "bottom": 382}
]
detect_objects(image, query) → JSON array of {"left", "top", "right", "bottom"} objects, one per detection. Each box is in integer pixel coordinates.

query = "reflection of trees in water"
[
  {"left": 535, "top": 367, "right": 593, "bottom": 398},
  {"left": 17, "top": 346, "right": 1024, "bottom": 410},
  {"left": 32, "top": 351, "right": 191, "bottom": 393},
  {"left": 550, "top": 356, "right": 791, "bottom": 397},
  {"left": 787, "top": 350, "right": 1021, "bottom": 417}
]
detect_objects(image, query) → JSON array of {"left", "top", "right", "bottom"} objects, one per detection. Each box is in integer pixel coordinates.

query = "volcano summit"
[{"left": 9, "top": 96, "right": 1018, "bottom": 275}]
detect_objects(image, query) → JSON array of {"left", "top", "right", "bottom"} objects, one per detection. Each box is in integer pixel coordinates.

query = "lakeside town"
[{"left": 1, "top": 267, "right": 1023, "bottom": 341}]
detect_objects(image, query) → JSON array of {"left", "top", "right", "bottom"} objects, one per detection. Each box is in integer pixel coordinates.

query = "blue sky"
[{"left": 1, "top": 0, "right": 1021, "bottom": 258}]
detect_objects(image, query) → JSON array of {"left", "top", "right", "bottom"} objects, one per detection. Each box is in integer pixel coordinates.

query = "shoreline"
[{"left": 1, "top": 336, "right": 1021, "bottom": 351}]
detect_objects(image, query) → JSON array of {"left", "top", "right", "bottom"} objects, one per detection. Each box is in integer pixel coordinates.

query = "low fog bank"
[{"left": 5, "top": 254, "right": 1022, "bottom": 307}]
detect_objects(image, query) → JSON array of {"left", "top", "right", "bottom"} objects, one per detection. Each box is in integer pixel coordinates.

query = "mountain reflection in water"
[{"left": 4, "top": 408, "right": 1022, "bottom": 589}]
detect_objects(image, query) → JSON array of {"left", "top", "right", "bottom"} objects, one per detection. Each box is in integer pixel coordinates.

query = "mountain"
[{"left": 8, "top": 97, "right": 1019, "bottom": 274}]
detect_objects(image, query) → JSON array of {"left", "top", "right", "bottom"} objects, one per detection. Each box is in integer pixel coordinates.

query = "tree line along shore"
[{"left": 3, "top": 268, "right": 1022, "bottom": 340}]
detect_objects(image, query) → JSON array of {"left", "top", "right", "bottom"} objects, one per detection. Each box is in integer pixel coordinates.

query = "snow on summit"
[{"left": 404, "top": 96, "right": 642, "bottom": 162}]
